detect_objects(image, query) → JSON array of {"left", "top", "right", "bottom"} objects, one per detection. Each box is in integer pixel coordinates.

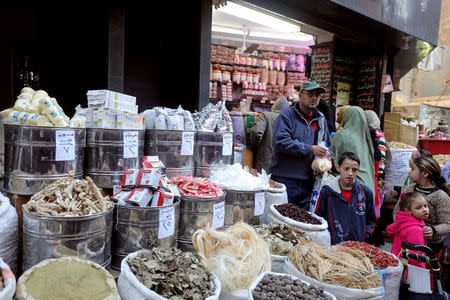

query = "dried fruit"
[
  {"left": 254, "top": 222, "right": 309, "bottom": 256},
  {"left": 275, "top": 203, "right": 321, "bottom": 225},
  {"left": 127, "top": 248, "right": 216, "bottom": 300}
]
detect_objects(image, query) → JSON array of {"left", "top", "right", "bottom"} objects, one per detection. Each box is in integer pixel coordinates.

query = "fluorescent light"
[
  {"left": 212, "top": 25, "right": 245, "bottom": 35},
  {"left": 217, "top": 2, "right": 300, "bottom": 33},
  {"left": 250, "top": 30, "right": 312, "bottom": 41}
]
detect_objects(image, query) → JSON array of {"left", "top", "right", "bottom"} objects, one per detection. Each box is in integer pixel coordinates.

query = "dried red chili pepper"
[{"left": 341, "top": 241, "right": 398, "bottom": 269}]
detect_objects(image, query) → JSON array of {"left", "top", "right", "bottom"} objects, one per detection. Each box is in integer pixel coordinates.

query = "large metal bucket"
[
  {"left": 111, "top": 199, "right": 180, "bottom": 270},
  {"left": 224, "top": 189, "right": 266, "bottom": 226},
  {"left": 194, "top": 131, "right": 234, "bottom": 178},
  {"left": 22, "top": 207, "right": 113, "bottom": 272},
  {"left": 3, "top": 124, "right": 86, "bottom": 195},
  {"left": 144, "top": 130, "right": 195, "bottom": 178},
  {"left": 178, "top": 194, "right": 225, "bottom": 252},
  {"left": 85, "top": 128, "right": 144, "bottom": 188}
]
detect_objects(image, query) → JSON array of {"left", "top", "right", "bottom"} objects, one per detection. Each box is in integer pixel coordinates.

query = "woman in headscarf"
[
  {"left": 331, "top": 106, "right": 376, "bottom": 196},
  {"left": 336, "top": 105, "right": 350, "bottom": 131},
  {"left": 250, "top": 97, "right": 290, "bottom": 173}
]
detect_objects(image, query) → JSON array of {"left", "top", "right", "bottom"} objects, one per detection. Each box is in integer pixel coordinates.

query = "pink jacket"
[{"left": 386, "top": 211, "right": 426, "bottom": 268}]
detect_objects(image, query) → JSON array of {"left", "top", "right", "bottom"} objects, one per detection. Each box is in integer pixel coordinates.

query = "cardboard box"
[
  {"left": 87, "top": 90, "right": 136, "bottom": 106},
  {"left": 384, "top": 112, "right": 419, "bottom": 147}
]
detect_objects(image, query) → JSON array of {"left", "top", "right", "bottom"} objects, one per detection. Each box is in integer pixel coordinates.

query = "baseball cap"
[{"left": 300, "top": 81, "right": 326, "bottom": 94}]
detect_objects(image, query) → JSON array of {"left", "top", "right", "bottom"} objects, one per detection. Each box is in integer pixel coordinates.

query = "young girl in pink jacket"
[{"left": 386, "top": 191, "right": 429, "bottom": 268}]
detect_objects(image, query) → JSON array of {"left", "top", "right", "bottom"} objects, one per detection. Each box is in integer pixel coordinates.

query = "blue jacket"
[
  {"left": 315, "top": 176, "right": 376, "bottom": 245},
  {"left": 270, "top": 103, "right": 331, "bottom": 180}
]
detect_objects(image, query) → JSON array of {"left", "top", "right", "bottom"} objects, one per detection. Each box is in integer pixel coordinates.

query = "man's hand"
[
  {"left": 423, "top": 226, "right": 433, "bottom": 240},
  {"left": 312, "top": 145, "right": 328, "bottom": 158},
  {"left": 313, "top": 171, "right": 324, "bottom": 179}
]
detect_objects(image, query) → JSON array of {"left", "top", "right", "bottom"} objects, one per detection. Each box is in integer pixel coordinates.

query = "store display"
[
  {"left": 289, "top": 239, "right": 381, "bottom": 289},
  {"left": 251, "top": 273, "right": 334, "bottom": 300},
  {"left": 211, "top": 44, "right": 235, "bottom": 65},
  {"left": 193, "top": 101, "right": 233, "bottom": 132},
  {"left": 253, "top": 222, "right": 308, "bottom": 256},
  {"left": 23, "top": 171, "right": 113, "bottom": 216},
  {"left": 275, "top": 203, "right": 321, "bottom": 225},
  {"left": 340, "top": 241, "right": 398, "bottom": 269},
  {"left": 16, "top": 257, "right": 119, "bottom": 300},
  {"left": 193, "top": 222, "right": 271, "bottom": 292}
]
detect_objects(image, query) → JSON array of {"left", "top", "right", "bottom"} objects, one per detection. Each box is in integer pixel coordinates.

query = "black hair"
[
  {"left": 399, "top": 192, "right": 425, "bottom": 211},
  {"left": 338, "top": 152, "right": 360, "bottom": 166},
  {"left": 413, "top": 155, "right": 450, "bottom": 196}
]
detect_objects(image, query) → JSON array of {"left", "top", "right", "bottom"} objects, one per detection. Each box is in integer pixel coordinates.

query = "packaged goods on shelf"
[
  {"left": 193, "top": 100, "right": 233, "bottom": 132},
  {"left": 143, "top": 105, "right": 195, "bottom": 131},
  {"left": 169, "top": 175, "right": 224, "bottom": 198}
]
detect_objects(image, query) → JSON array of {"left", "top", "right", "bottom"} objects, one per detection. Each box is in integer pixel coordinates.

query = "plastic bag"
[
  {"left": 311, "top": 142, "right": 332, "bottom": 173},
  {"left": 0, "top": 193, "right": 18, "bottom": 275},
  {"left": 183, "top": 110, "right": 196, "bottom": 131},
  {"left": 143, "top": 109, "right": 156, "bottom": 129},
  {"left": 309, "top": 174, "right": 335, "bottom": 213},
  {"left": 210, "top": 164, "right": 270, "bottom": 191},
  {"left": 0, "top": 257, "right": 16, "bottom": 300},
  {"left": 155, "top": 107, "right": 168, "bottom": 130},
  {"left": 69, "top": 105, "right": 87, "bottom": 128},
  {"left": 118, "top": 250, "right": 221, "bottom": 300},
  {"left": 193, "top": 103, "right": 219, "bottom": 132},
  {"left": 377, "top": 253, "right": 403, "bottom": 300}
]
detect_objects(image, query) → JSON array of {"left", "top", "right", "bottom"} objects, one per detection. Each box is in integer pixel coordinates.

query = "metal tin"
[
  {"left": 178, "top": 194, "right": 225, "bottom": 252},
  {"left": 111, "top": 199, "right": 180, "bottom": 270},
  {"left": 85, "top": 128, "right": 144, "bottom": 188},
  {"left": 224, "top": 189, "right": 266, "bottom": 226},
  {"left": 4, "top": 124, "right": 86, "bottom": 195},
  {"left": 22, "top": 207, "right": 113, "bottom": 272},
  {"left": 194, "top": 131, "right": 234, "bottom": 178},
  {"left": 144, "top": 129, "right": 195, "bottom": 178}
]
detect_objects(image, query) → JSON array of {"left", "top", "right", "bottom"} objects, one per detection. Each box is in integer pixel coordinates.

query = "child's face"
[
  {"left": 409, "top": 160, "right": 428, "bottom": 184},
  {"left": 337, "top": 159, "right": 359, "bottom": 186},
  {"left": 405, "top": 197, "right": 429, "bottom": 221}
]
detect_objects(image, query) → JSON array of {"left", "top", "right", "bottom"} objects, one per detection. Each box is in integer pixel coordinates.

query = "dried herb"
[
  {"left": 275, "top": 203, "right": 321, "bottom": 225},
  {"left": 128, "top": 248, "right": 216, "bottom": 300},
  {"left": 254, "top": 222, "right": 308, "bottom": 256}
]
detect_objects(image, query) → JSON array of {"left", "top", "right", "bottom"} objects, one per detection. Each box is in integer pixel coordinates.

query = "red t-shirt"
[{"left": 340, "top": 189, "right": 352, "bottom": 203}]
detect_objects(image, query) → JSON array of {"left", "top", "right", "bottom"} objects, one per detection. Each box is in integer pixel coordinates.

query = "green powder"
[{"left": 25, "top": 260, "right": 112, "bottom": 300}]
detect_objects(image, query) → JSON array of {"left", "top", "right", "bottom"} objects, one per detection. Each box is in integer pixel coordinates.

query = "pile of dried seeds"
[
  {"left": 254, "top": 222, "right": 308, "bottom": 256},
  {"left": 127, "top": 248, "right": 216, "bottom": 299}
]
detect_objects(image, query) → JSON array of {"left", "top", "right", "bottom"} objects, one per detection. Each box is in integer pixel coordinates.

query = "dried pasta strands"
[
  {"left": 288, "top": 238, "right": 381, "bottom": 289},
  {"left": 193, "top": 222, "right": 271, "bottom": 291}
]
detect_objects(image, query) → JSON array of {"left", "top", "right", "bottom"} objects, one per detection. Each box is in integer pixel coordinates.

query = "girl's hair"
[
  {"left": 413, "top": 155, "right": 450, "bottom": 196},
  {"left": 411, "top": 149, "right": 432, "bottom": 159},
  {"left": 399, "top": 192, "right": 425, "bottom": 211}
]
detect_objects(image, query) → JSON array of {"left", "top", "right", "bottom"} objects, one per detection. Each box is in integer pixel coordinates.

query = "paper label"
[
  {"left": 123, "top": 131, "right": 139, "bottom": 158},
  {"left": 158, "top": 206, "right": 175, "bottom": 239},
  {"left": 55, "top": 130, "right": 75, "bottom": 161},
  {"left": 180, "top": 131, "right": 195, "bottom": 155},
  {"left": 212, "top": 201, "right": 225, "bottom": 229},
  {"left": 254, "top": 192, "right": 265, "bottom": 216},
  {"left": 222, "top": 133, "right": 233, "bottom": 156}
]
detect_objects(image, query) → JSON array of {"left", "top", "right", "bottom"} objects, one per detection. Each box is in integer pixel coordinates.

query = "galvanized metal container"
[
  {"left": 194, "top": 131, "right": 234, "bottom": 178},
  {"left": 224, "top": 189, "right": 266, "bottom": 226},
  {"left": 144, "top": 129, "right": 195, "bottom": 178},
  {"left": 3, "top": 124, "right": 86, "bottom": 195},
  {"left": 22, "top": 207, "right": 114, "bottom": 272},
  {"left": 85, "top": 128, "right": 144, "bottom": 188},
  {"left": 111, "top": 199, "right": 180, "bottom": 270},
  {"left": 178, "top": 194, "right": 225, "bottom": 252}
]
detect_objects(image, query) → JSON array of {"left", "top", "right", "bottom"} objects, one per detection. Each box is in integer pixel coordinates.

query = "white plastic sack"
[
  {"left": 0, "top": 257, "right": 16, "bottom": 300},
  {"left": 266, "top": 204, "right": 331, "bottom": 246},
  {"left": 143, "top": 109, "right": 156, "bottom": 129},
  {"left": 210, "top": 164, "right": 269, "bottom": 191},
  {"left": 284, "top": 260, "right": 383, "bottom": 299},
  {"left": 0, "top": 193, "right": 18, "bottom": 275},
  {"left": 262, "top": 183, "right": 287, "bottom": 224},
  {"left": 378, "top": 253, "right": 403, "bottom": 300},
  {"left": 384, "top": 148, "right": 415, "bottom": 202},
  {"left": 270, "top": 254, "right": 289, "bottom": 273},
  {"left": 248, "top": 271, "right": 337, "bottom": 300},
  {"left": 118, "top": 250, "right": 221, "bottom": 300},
  {"left": 155, "top": 108, "right": 168, "bottom": 130},
  {"left": 219, "top": 289, "right": 247, "bottom": 300}
]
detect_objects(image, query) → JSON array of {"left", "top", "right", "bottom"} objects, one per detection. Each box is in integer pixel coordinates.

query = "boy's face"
[{"left": 337, "top": 159, "right": 359, "bottom": 186}]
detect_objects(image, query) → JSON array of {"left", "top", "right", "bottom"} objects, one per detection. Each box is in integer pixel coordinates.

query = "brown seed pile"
[{"left": 275, "top": 203, "right": 321, "bottom": 225}]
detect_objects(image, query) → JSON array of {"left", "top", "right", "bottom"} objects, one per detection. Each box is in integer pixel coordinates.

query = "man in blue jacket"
[{"left": 270, "top": 81, "right": 331, "bottom": 209}]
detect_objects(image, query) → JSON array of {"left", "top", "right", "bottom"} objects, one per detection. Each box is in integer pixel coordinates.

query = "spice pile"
[
  {"left": 169, "top": 176, "right": 224, "bottom": 198},
  {"left": 434, "top": 154, "right": 450, "bottom": 165},
  {"left": 341, "top": 241, "right": 398, "bottom": 269},
  {"left": 275, "top": 203, "right": 321, "bottom": 225},
  {"left": 23, "top": 171, "right": 113, "bottom": 216},
  {"left": 254, "top": 222, "right": 308, "bottom": 256},
  {"left": 289, "top": 239, "right": 381, "bottom": 289},
  {"left": 388, "top": 141, "right": 416, "bottom": 149},
  {"left": 127, "top": 248, "right": 216, "bottom": 299},
  {"left": 252, "top": 274, "right": 333, "bottom": 300},
  {"left": 193, "top": 222, "right": 271, "bottom": 291}
]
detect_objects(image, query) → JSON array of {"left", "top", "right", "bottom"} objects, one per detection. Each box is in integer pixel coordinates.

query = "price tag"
[
  {"left": 180, "top": 131, "right": 194, "bottom": 156},
  {"left": 254, "top": 192, "right": 265, "bottom": 216},
  {"left": 55, "top": 130, "right": 75, "bottom": 161},
  {"left": 212, "top": 201, "right": 225, "bottom": 229},
  {"left": 123, "top": 131, "right": 139, "bottom": 159},
  {"left": 222, "top": 133, "right": 233, "bottom": 156},
  {"left": 158, "top": 206, "right": 175, "bottom": 239}
]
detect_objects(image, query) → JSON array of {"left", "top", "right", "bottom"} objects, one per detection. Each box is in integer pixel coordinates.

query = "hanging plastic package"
[
  {"left": 39, "top": 96, "right": 69, "bottom": 127},
  {"left": 143, "top": 109, "right": 156, "bottom": 129},
  {"left": 193, "top": 103, "right": 219, "bottom": 132},
  {"left": 155, "top": 107, "right": 168, "bottom": 130},
  {"left": 69, "top": 105, "right": 87, "bottom": 128},
  {"left": 183, "top": 110, "right": 196, "bottom": 131}
]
